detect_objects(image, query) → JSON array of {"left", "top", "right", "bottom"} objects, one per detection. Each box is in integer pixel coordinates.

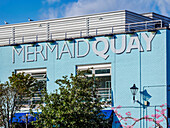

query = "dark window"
[{"left": 95, "top": 69, "right": 110, "bottom": 74}]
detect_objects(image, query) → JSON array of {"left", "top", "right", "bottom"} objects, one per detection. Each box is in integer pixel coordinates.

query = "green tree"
[
  {"left": 33, "top": 71, "right": 112, "bottom": 128},
  {"left": 0, "top": 72, "right": 37, "bottom": 128}
]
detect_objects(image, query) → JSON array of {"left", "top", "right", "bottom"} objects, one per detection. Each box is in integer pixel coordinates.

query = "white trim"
[
  {"left": 77, "top": 63, "right": 111, "bottom": 70},
  {"left": 16, "top": 68, "right": 46, "bottom": 74},
  {"left": 77, "top": 63, "right": 111, "bottom": 77}
]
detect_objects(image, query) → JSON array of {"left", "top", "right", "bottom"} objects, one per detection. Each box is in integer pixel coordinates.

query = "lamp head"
[{"left": 130, "top": 84, "right": 138, "bottom": 96}]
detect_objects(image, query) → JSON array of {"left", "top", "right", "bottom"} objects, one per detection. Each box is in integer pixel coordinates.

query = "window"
[
  {"left": 77, "top": 63, "right": 111, "bottom": 107},
  {"left": 16, "top": 68, "right": 47, "bottom": 111}
]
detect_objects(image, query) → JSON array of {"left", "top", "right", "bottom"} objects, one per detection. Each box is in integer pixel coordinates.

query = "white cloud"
[
  {"left": 45, "top": 0, "right": 60, "bottom": 4},
  {"left": 63, "top": 0, "right": 170, "bottom": 17},
  {"left": 156, "top": 0, "right": 170, "bottom": 16},
  {"left": 40, "top": 0, "right": 170, "bottom": 19},
  {"left": 40, "top": 8, "right": 58, "bottom": 19}
]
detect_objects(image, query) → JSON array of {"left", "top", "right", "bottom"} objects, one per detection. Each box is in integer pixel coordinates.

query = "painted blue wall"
[
  {"left": 167, "top": 29, "right": 170, "bottom": 108},
  {"left": 0, "top": 29, "right": 168, "bottom": 127}
]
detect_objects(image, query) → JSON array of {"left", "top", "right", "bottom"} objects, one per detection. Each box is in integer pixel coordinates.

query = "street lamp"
[
  {"left": 26, "top": 114, "right": 28, "bottom": 128},
  {"left": 130, "top": 84, "right": 138, "bottom": 103}
]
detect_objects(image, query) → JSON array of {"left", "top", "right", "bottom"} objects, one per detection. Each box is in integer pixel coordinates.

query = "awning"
[
  {"left": 10, "top": 113, "right": 37, "bottom": 123},
  {"left": 101, "top": 110, "right": 113, "bottom": 119},
  {"left": 11, "top": 111, "right": 112, "bottom": 123}
]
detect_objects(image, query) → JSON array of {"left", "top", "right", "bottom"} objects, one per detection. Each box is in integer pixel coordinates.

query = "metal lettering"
[
  {"left": 77, "top": 40, "right": 90, "bottom": 58},
  {"left": 12, "top": 32, "right": 156, "bottom": 63},
  {"left": 142, "top": 33, "right": 156, "bottom": 51},
  {"left": 59, "top": 42, "right": 72, "bottom": 59},
  {"left": 92, "top": 38, "right": 109, "bottom": 59},
  {"left": 56, "top": 43, "right": 59, "bottom": 60},
  {"left": 45, "top": 43, "right": 56, "bottom": 60},
  {"left": 111, "top": 35, "right": 126, "bottom": 54},
  {"left": 12, "top": 46, "right": 25, "bottom": 63},
  {"left": 72, "top": 42, "right": 75, "bottom": 58},
  {"left": 26, "top": 45, "right": 34, "bottom": 62},
  {"left": 126, "top": 36, "right": 144, "bottom": 53},
  {"left": 35, "top": 44, "right": 45, "bottom": 61}
]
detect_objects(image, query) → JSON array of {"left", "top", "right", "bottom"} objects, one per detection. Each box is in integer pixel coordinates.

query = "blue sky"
[{"left": 0, "top": 0, "right": 169, "bottom": 25}]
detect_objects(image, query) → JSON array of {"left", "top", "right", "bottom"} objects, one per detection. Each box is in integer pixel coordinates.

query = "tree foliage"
[
  {"left": 33, "top": 70, "right": 112, "bottom": 128},
  {"left": 0, "top": 72, "right": 37, "bottom": 128}
]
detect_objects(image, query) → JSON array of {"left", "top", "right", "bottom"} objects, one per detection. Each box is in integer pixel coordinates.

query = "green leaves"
[
  {"left": 33, "top": 70, "right": 111, "bottom": 128},
  {"left": 0, "top": 72, "right": 38, "bottom": 128}
]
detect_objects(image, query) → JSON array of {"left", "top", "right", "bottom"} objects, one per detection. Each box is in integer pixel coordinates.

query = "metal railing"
[
  {"left": 0, "top": 20, "right": 163, "bottom": 46},
  {"left": 96, "top": 88, "right": 111, "bottom": 102},
  {"left": 127, "top": 20, "right": 162, "bottom": 31}
]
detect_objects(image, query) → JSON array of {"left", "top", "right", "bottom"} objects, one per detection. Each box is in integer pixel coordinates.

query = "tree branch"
[{"left": 114, "top": 110, "right": 163, "bottom": 128}]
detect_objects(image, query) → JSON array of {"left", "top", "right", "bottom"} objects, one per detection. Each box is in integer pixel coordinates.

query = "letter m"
[{"left": 12, "top": 46, "right": 25, "bottom": 63}]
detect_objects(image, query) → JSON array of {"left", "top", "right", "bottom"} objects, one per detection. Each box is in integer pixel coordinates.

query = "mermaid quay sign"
[{"left": 12, "top": 33, "right": 156, "bottom": 63}]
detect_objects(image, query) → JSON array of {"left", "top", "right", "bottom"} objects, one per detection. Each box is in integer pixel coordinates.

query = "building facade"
[{"left": 0, "top": 10, "right": 170, "bottom": 127}]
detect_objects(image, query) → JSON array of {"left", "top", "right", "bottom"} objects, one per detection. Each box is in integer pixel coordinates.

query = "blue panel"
[
  {"left": 101, "top": 110, "right": 113, "bottom": 119},
  {"left": 10, "top": 113, "right": 38, "bottom": 123}
]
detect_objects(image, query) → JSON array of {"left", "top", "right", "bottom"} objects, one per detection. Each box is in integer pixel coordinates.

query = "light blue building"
[{"left": 0, "top": 10, "right": 170, "bottom": 127}]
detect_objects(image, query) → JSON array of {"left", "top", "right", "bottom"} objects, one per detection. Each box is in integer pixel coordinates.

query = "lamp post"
[
  {"left": 130, "top": 84, "right": 138, "bottom": 103},
  {"left": 26, "top": 114, "right": 28, "bottom": 128}
]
